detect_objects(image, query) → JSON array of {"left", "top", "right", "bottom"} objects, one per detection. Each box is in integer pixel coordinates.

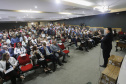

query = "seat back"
[
  {"left": 61, "top": 38, "right": 65, "bottom": 43},
  {"left": 17, "top": 54, "right": 30, "bottom": 65},
  {"left": 58, "top": 43, "right": 65, "bottom": 50}
]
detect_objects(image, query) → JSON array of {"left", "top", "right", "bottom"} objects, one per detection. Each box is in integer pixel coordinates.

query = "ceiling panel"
[{"left": 0, "top": 0, "right": 126, "bottom": 22}]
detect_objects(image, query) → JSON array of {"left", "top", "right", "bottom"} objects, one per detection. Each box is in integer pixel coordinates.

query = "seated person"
[
  {"left": 45, "top": 38, "right": 50, "bottom": 46},
  {"left": 0, "top": 45, "right": 14, "bottom": 60},
  {"left": 2, "top": 35, "right": 11, "bottom": 45},
  {"left": 0, "top": 53, "right": 24, "bottom": 84},
  {"left": 50, "top": 40, "right": 67, "bottom": 63},
  {"left": 30, "top": 46, "right": 51, "bottom": 73},
  {"left": 11, "top": 35, "right": 20, "bottom": 47},
  {"left": 31, "top": 36, "right": 37, "bottom": 45},
  {"left": 42, "top": 42, "right": 63, "bottom": 66},
  {"left": 21, "top": 36, "right": 27, "bottom": 47},
  {"left": 37, "top": 39, "right": 42, "bottom": 48},
  {"left": 14, "top": 43, "right": 26, "bottom": 59},
  {"left": 46, "top": 34, "right": 51, "bottom": 40},
  {"left": 41, "top": 31, "right": 46, "bottom": 38},
  {"left": 26, "top": 40, "right": 33, "bottom": 55}
]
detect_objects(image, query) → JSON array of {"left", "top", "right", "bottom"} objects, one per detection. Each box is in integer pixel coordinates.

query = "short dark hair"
[{"left": 107, "top": 27, "right": 112, "bottom": 33}]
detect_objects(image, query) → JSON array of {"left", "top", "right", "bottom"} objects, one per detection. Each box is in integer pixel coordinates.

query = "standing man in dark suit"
[{"left": 100, "top": 27, "right": 113, "bottom": 67}]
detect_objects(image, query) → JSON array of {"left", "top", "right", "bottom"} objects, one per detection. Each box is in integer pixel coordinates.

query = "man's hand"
[
  {"left": 57, "top": 50, "right": 60, "bottom": 53},
  {"left": 4, "top": 70, "right": 6, "bottom": 73},
  {"left": 13, "top": 66, "right": 16, "bottom": 69}
]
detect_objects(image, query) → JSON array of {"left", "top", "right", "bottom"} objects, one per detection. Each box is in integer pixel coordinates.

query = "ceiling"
[{"left": 0, "top": 0, "right": 126, "bottom": 22}]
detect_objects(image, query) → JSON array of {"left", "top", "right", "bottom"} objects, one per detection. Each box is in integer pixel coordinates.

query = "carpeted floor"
[{"left": 5, "top": 42, "right": 126, "bottom": 84}]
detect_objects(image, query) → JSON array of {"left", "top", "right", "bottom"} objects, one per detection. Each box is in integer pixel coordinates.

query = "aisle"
[{"left": 17, "top": 42, "right": 126, "bottom": 84}]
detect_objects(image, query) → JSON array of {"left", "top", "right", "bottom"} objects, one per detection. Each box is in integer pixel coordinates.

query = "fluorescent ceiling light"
[
  {"left": 63, "top": 0, "right": 93, "bottom": 6},
  {"left": 59, "top": 12, "right": 72, "bottom": 15},
  {"left": 17, "top": 10, "right": 42, "bottom": 13},
  {"left": 94, "top": 6, "right": 110, "bottom": 12}
]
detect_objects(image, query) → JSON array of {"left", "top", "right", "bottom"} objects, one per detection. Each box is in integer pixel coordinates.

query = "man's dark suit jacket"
[{"left": 101, "top": 33, "right": 113, "bottom": 50}]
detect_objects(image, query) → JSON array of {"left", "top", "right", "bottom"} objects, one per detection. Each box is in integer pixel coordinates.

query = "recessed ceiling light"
[
  {"left": 56, "top": 0, "right": 60, "bottom": 4},
  {"left": 94, "top": 6, "right": 110, "bottom": 13},
  {"left": 63, "top": 0, "right": 93, "bottom": 6},
  {"left": 24, "top": 16, "right": 25, "bottom": 17},
  {"left": 35, "top": 6, "right": 37, "bottom": 8},
  {"left": 17, "top": 10, "right": 42, "bottom": 13},
  {"left": 59, "top": 12, "right": 72, "bottom": 15}
]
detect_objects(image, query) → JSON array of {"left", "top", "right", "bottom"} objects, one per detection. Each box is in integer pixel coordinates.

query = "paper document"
[{"left": 5, "top": 67, "right": 14, "bottom": 74}]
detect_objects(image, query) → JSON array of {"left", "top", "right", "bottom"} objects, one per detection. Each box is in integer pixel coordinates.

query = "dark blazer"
[
  {"left": 40, "top": 46, "right": 52, "bottom": 57},
  {"left": 101, "top": 33, "right": 113, "bottom": 50}
]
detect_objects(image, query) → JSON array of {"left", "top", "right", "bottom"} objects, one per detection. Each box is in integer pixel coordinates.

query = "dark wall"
[
  {"left": 54, "top": 11, "right": 126, "bottom": 32},
  {"left": 0, "top": 22, "right": 28, "bottom": 30}
]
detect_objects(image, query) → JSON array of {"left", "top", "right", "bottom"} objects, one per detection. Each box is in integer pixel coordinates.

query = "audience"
[{"left": 0, "top": 23, "right": 110, "bottom": 83}]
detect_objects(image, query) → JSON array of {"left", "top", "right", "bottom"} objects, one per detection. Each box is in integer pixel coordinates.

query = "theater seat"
[
  {"left": 58, "top": 43, "right": 70, "bottom": 55},
  {"left": 61, "top": 38, "right": 65, "bottom": 43},
  {"left": 21, "top": 64, "right": 33, "bottom": 72},
  {"left": 46, "top": 59, "right": 51, "bottom": 62},
  {"left": 17, "top": 54, "right": 33, "bottom": 72},
  {"left": 63, "top": 50, "right": 69, "bottom": 54}
]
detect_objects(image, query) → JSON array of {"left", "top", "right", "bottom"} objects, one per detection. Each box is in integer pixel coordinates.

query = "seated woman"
[
  {"left": 37, "top": 39, "right": 42, "bottom": 49},
  {"left": 0, "top": 53, "right": 25, "bottom": 84},
  {"left": 42, "top": 42, "right": 62, "bottom": 67},
  {"left": 46, "top": 34, "right": 51, "bottom": 40},
  {"left": 21, "top": 36, "right": 27, "bottom": 48},
  {"left": 30, "top": 46, "right": 51, "bottom": 73},
  {"left": 14, "top": 43, "right": 26, "bottom": 59},
  {"left": 31, "top": 36, "right": 37, "bottom": 45},
  {"left": 44, "top": 38, "right": 50, "bottom": 47}
]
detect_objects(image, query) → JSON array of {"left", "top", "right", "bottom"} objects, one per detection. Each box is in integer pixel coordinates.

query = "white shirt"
[
  {"left": 14, "top": 47, "right": 26, "bottom": 55},
  {"left": 31, "top": 39, "right": 37, "bottom": 45},
  {"left": 22, "top": 41, "right": 26, "bottom": 47},
  {"left": 41, "top": 34, "right": 45, "bottom": 37}
]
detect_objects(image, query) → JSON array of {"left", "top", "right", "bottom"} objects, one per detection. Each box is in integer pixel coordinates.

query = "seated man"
[
  {"left": 42, "top": 42, "right": 63, "bottom": 66},
  {"left": 11, "top": 34, "right": 20, "bottom": 47},
  {"left": 0, "top": 45, "right": 14, "bottom": 60},
  {"left": 50, "top": 40, "right": 67, "bottom": 63}
]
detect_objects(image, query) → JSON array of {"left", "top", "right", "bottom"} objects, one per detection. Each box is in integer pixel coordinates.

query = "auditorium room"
[{"left": 0, "top": 0, "right": 126, "bottom": 84}]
